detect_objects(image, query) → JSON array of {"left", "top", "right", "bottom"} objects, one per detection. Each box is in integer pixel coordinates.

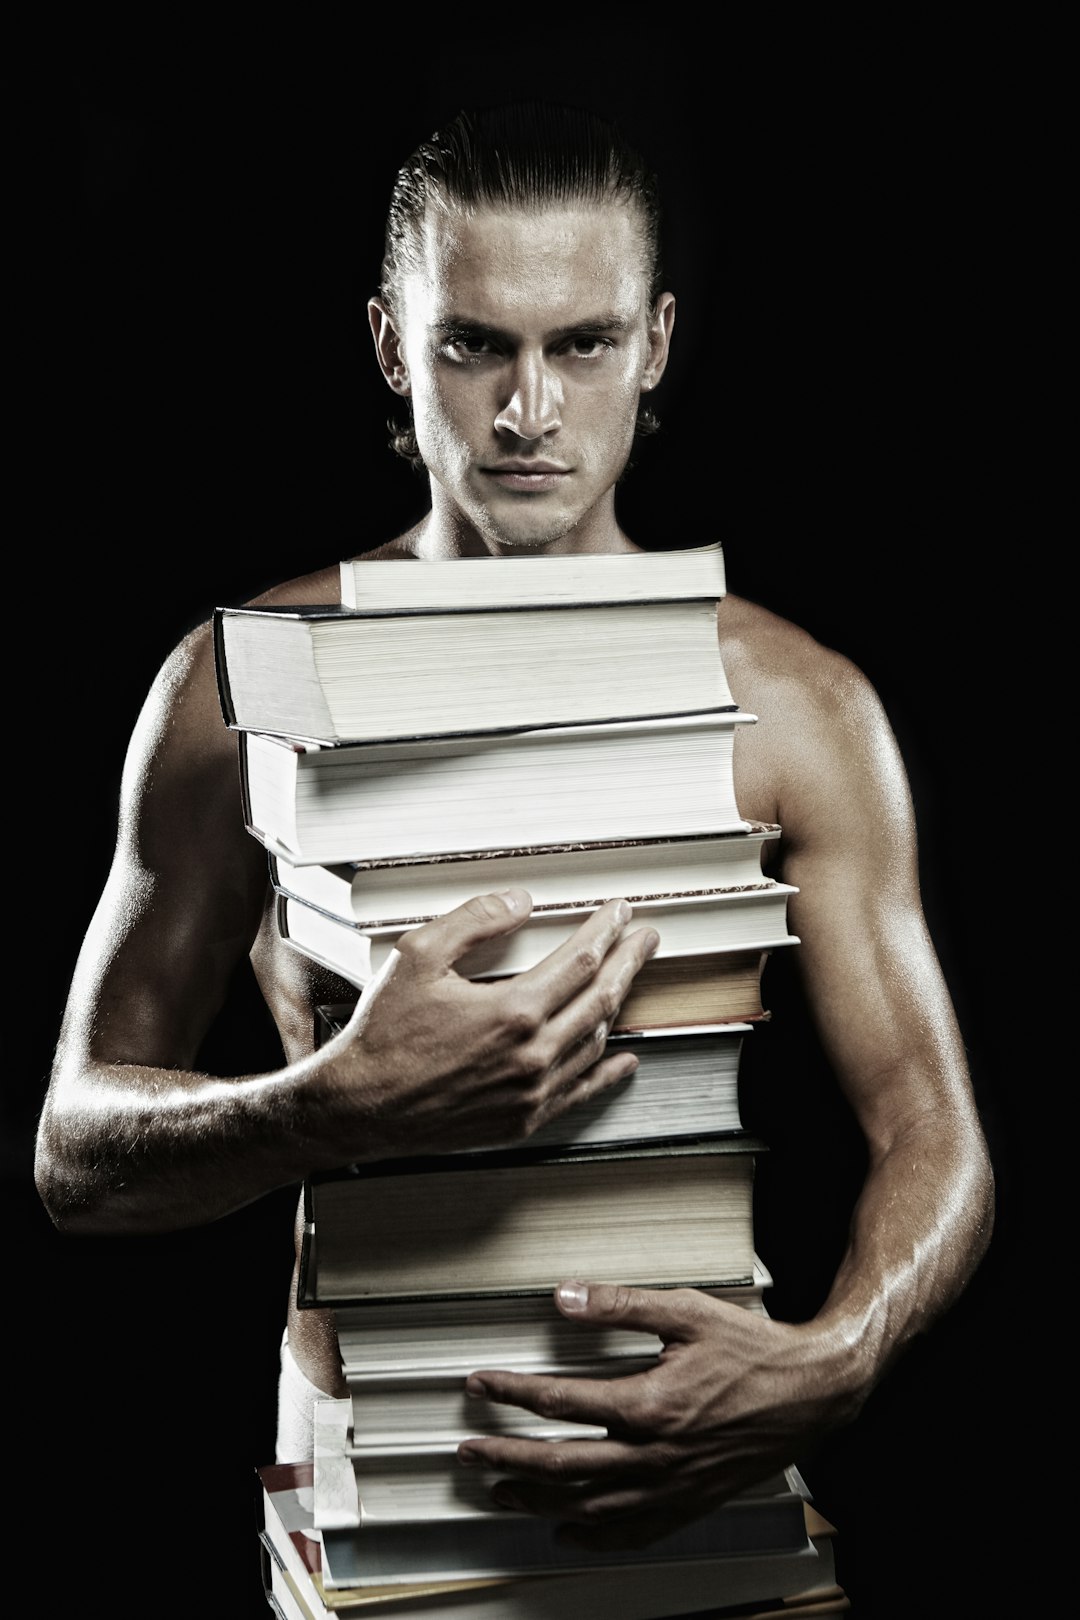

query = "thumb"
[
  {"left": 398, "top": 889, "right": 534, "bottom": 973},
  {"left": 553, "top": 1280, "right": 710, "bottom": 1343}
]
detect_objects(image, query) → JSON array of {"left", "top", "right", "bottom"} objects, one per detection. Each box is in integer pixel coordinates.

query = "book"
[
  {"left": 213, "top": 598, "right": 735, "bottom": 745},
  {"left": 601, "top": 947, "right": 775, "bottom": 1028},
  {"left": 297, "top": 1136, "right": 764, "bottom": 1308},
  {"left": 319, "top": 1486, "right": 811, "bottom": 1584},
  {"left": 314, "top": 939, "right": 777, "bottom": 1043},
  {"left": 239, "top": 711, "right": 757, "bottom": 868},
  {"left": 314, "top": 1023, "right": 751, "bottom": 1155},
  {"left": 264, "top": 1547, "right": 850, "bottom": 1620},
  {"left": 268, "top": 822, "right": 784, "bottom": 928},
  {"left": 331, "top": 1257, "right": 776, "bottom": 1378},
  {"left": 341, "top": 1361, "right": 658, "bottom": 1450},
  {"left": 338, "top": 540, "right": 727, "bottom": 611},
  {"left": 309, "top": 1398, "right": 811, "bottom": 1565},
  {"left": 257, "top": 1460, "right": 842, "bottom": 1618},
  {"left": 257, "top": 1464, "right": 509, "bottom": 1613},
  {"left": 316, "top": 1412, "right": 810, "bottom": 1586},
  {"left": 277, "top": 885, "right": 797, "bottom": 989}
]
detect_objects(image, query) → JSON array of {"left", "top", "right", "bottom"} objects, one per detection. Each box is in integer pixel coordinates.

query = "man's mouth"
[{"left": 482, "top": 461, "right": 571, "bottom": 492}]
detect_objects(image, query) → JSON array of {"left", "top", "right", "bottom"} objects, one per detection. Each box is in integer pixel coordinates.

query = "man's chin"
[{"left": 474, "top": 512, "right": 581, "bottom": 553}]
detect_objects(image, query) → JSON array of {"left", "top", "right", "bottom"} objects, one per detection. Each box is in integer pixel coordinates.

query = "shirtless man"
[{"left": 35, "top": 101, "right": 993, "bottom": 1549}]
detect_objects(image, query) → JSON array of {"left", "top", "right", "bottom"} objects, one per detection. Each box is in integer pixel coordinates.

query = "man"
[{"left": 36, "top": 101, "right": 992, "bottom": 1551}]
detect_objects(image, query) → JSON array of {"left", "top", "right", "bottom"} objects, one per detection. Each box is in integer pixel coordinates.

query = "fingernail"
[
  {"left": 458, "top": 1446, "right": 482, "bottom": 1468},
  {"left": 615, "top": 899, "right": 632, "bottom": 925},
  {"left": 644, "top": 928, "right": 661, "bottom": 956},
  {"left": 465, "top": 1375, "right": 488, "bottom": 1398},
  {"left": 557, "top": 1281, "right": 589, "bottom": 1312},
  {"left": 494, "top": 889, "right": 521, "bottom": 913}
]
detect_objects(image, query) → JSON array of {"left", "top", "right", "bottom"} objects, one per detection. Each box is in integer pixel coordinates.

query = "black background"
[{"left": 13, "top": 24, "right": 1044, "bottom": 1620}]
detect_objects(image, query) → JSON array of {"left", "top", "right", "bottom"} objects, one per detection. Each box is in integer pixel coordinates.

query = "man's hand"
[
  {"left": 455, "top": 1281, "right": 864, "bottom": 1549},
  {"left": 323, "top": 890, "right": 661, "bottom": 1163}
]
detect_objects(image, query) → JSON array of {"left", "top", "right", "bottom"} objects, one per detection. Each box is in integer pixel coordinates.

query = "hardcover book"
[
  {"left": 338, "top": 539, "right": 727, "bottom": 611},
  {"left": 257, "top": 1459, "right": 840, "bottom": 1617},
  {"left": 239, "top": 711, "right": 757, "bottom": 868},
  {"left": 214, "top": 598, "right": 736, "bottom": 745},
  {"left": 298, "top": 1136, "right": 765, "bottom": 1309},
  {"left": 277, "top": 885, "right": 797, "bottom": 988},
  {"left": 268, "top": 823, "right": 785, "bottom": 929}
]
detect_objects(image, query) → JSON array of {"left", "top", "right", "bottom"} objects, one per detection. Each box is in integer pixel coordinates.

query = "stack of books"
[{"left": 215, "top": 544, "right": 848, "bottom": 1616}]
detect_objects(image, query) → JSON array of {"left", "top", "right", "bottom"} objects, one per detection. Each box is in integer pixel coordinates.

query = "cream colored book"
[
  {"left": 299, "top": 1136, "right": 764, "bottom": 1309},
  {"left": 241, "top": 711, "right": 757, "bottom": 867},
  {"left": 215, "top": 596, "right": 735, "bottom": 745},
  {"left": 338, "top": 540, "right": 727, "bottom": 611},
  {"left": 269, "top": 823, "right": 782, "bottom": 928},
  {"left": 277, "top": 883, "right": 797, "bottom": 986}
]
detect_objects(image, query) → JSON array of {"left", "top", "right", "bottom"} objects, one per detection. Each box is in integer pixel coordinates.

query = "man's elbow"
[{"left": 33, "top": 1109, "right": 116, "bottom": 1235}]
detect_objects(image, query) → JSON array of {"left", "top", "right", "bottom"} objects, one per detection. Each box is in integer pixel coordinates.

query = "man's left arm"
[{"left": 454, "top": 654, "right": 994, "bottom": 1541}]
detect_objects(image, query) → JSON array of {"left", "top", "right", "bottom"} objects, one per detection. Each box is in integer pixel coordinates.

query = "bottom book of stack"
[
  {"left": 256, "top": 1260, "right": 849, "bottom": 1616},
  {"left": 257, "top": 1458, "right": 849, "bottom": 1619}
]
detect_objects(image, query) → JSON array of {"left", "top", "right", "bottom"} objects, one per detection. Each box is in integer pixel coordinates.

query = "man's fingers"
[
  {"left": 540, "top": 924, "right": 661, "bottom": 1057},
  {"left": 512, "top": 900, "right": 656, "bottom": 1016},
  {"left": 534, "top": 1008, "right": 647, "bottom": 1109},
  {"left": 552, "top": 1281, "right": 713, "bottom": 1342},
  {"left": 458, "top": 1432, "right": 634, "bottom": 1482},
  {"left": 462, "top": 1364, "right": 654, "bottom": 1431},
  {"left": 396, "top": 889, "right": 534, "bottom": 973}
]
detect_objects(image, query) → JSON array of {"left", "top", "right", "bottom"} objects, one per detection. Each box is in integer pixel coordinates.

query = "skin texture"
[{"left": 36, "top": 198, "right": 993, "bottom": 1546}]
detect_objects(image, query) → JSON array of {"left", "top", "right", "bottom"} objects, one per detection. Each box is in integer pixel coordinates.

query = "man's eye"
[
  {"left": 447, "top": 333, "right": 495, "bottom": 358},
  {"left": 566, "top": 335, "right": 611, "bottom": 357}
]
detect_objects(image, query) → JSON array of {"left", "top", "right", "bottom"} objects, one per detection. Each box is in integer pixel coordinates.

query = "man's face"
[{"left": 370, "top": 201, "right": 674, "bottom": 553}]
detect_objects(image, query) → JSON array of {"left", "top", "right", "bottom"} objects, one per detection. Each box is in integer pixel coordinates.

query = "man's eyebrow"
[{"left": 431, "top": 314, "right": 637, "bottom": 341}]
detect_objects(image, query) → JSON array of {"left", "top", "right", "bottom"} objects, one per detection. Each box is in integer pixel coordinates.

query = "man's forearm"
[
  {"left": 812, "top": 1103, "right": 994, "bottom": 1399},
  {"left": 34, "top": 1052, "right": 337, "bottom": 1234}
]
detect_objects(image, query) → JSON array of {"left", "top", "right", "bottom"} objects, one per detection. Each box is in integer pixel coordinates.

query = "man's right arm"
[{"left": 35, "top": 625, "right": 657, "bottom": 1236}]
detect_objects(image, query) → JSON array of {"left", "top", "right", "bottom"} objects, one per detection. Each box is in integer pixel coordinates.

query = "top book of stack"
[{"left": 214, "top": 543, "right": 734, "bottom": 746}]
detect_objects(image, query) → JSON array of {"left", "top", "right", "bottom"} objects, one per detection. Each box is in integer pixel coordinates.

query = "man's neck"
[{"left": 408, "top": 499, "right": 643, "bottom": 559}]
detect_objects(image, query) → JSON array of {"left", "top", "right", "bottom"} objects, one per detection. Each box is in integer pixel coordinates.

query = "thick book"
[
  {"left": 337, "top": 1275, "right": 773, "bottom": 1444},
  {"left": 314, "top": 942, "right": 776, "bottom": 1042},
  {"left": 341, "top": 1362, "right": 657, "bottom": 1450},
  {"left": 312, "top": 1023, "right": 751, "bottom": 1155},
  {"left": 338, "top": 540, "right": 727, "bottom": 611},
  {"left": 320, "top": 1479, "right": 810, "bottom": 1588},
  {"left": 239, "top": 711, "right": 757, "bottom": 867},
  {"left": 277, "top": 884, "right": 797, "bottom": 988},
  {"left": 310, "top": 1398, "right": 810, "bottom": 1564},
  {"left": 268, "top": 823, "right": 783, "bottom": 928},
  {"left": 213, "top": 598, "right": 735, "bottom": 745},
  {"left": 298, "top": 1135, "right": 764, "bottom": 1308},
  {"left": 331, "top": 1257, "right": 775, "bottom": 1378},
  {"left": 257, "top": 1460, "right": 839, "bottom": 1617}
]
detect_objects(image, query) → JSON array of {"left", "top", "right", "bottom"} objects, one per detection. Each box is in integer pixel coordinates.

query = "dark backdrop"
[{"left": 15, "top": 29, "right": 1039, "bottom": 1620}]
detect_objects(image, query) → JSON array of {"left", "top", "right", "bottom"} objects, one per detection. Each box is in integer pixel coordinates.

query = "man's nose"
[{"left": 494, "top": 352, "right": 562, "bottom": 441}]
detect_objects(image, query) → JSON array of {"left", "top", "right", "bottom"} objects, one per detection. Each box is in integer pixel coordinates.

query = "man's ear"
[
  {"left": 368, "top": 297, "right": 411, "bottom": 396},
  {"left": 640, "top": 291, "right": 676, "bottom": 395}
]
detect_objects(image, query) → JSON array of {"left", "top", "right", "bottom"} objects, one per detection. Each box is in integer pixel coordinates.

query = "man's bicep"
[
  {"left": 780, "top": 685, "right": 971, "bottom": 1149},
  {"left": 65, "top": 847, "right": 263, "bottom": 1070},
  {"left": 58, "top": 632, "right": 268, "bottom": 1072}
]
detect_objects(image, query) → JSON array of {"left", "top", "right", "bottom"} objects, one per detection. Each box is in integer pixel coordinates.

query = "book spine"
[
  {"left": 211, "top": 606, "right": 238, "bottom": 728},
  {"left": 327, "top": 593, "right": 732, "bottom": 617},
  {"left": 307, "top": 1131, "right": 766, "bottom": 1184}
]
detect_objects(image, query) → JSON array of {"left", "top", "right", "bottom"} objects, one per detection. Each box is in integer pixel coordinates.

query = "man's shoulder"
[
  {"left": 351, "top": 536, "right": 423, "bottom": 562},
  {"left": 243, "top": 562, "right": 347, "bottom": 607},
  {"left": 721, "top": 592, "right": 886, "bottom": 738},
  {"left": 722, "top": 591, "right": 864, "bottom": 682}
]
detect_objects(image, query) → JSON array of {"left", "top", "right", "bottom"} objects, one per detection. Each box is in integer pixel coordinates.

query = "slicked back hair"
[
  {"left": 378, "top": 102, "right": 665, "bottom": 470},
  {"left": 380, "top": 101, "right": 665, "bottom": 315}
]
